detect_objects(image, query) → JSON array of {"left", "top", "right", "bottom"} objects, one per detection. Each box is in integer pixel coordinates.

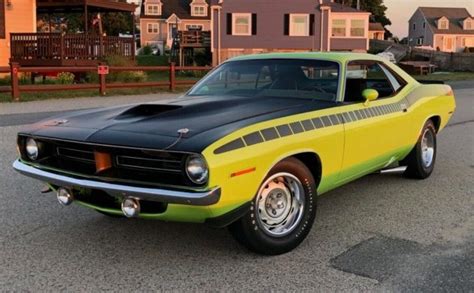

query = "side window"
[{"left": 344, "top": 60, "right": 406, "bottom": 103}]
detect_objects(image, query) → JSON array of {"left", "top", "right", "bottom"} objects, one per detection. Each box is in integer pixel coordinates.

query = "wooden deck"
[
  {"left": 10, "top": 33, "right": 135, "bottom": 67},
  {"left": 178, "top": 31, "right": 211, "bottom": 48}
]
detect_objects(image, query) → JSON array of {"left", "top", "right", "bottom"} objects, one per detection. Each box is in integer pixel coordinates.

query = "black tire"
[
  {"left": 229, "top": 157, "right": 317, "bottom": 255},
  {"left": 403, "top": 120, "right": 437, "bottom": 179}
]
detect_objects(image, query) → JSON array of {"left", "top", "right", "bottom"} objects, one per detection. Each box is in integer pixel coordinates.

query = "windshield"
[{"left": 188, "top": 59, "right": 340, "bottom": 101}]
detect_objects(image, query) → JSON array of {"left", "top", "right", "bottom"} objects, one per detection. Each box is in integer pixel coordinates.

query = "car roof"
[{"left": 227, "top": 52, "right": 387, "bottom": 64}]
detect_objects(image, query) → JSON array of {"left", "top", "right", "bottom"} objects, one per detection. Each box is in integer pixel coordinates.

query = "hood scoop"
[{"left": 116, "top": 104, "right": 182, "bottom": 120}]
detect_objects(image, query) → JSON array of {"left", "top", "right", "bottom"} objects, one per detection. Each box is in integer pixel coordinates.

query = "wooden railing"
[
  {"left": 1, "top": 63, "right": 212, "bottom": 101},
  {"left": 10, "top": 33, "right": 135, "bottom": 66},
  {"left": 178, "top": 31, "right": 211, "bottom": 47}
]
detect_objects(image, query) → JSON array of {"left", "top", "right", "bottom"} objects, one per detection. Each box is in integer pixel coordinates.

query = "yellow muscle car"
[{"left": 14, "top": 53, "right": 456, "bottom": 255}]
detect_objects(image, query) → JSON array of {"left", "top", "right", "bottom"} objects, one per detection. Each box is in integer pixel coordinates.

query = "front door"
[
  {"left": 337, "top": 60, "right": 412, "bottom": 185},
  {"left": 444, "top": 37, "right": 454, "bottom": 52}
]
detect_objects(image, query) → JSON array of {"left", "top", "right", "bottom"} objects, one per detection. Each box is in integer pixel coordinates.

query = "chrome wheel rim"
[
  {"left": 421, "top": 128, "right": 435, "bottom": 168},
  {"left": 256, "top": 173, "right": 305, "bottom": 237}
]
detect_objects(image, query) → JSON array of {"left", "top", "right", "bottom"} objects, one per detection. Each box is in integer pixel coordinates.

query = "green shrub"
[
  {"left": 140, "top": 45, "right": 153, "bottom": 56},
  {"left": 137, "top": 55, "right": 169, "bottom": 66},
  {"left": 86, "top": 55, "right": 146, "bottom": 83},
  {"left": 56, "top": 72, "right": 75, "bottom": 84}
]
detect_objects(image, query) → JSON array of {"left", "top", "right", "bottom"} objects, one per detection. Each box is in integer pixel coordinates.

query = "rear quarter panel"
[{"left": 403, "top": 83, "right": 456, "bottom": 144}]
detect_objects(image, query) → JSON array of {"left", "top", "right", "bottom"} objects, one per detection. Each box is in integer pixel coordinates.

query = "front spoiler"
[{"left": 13, "top": 160, "right": 221, "bottom": 206}]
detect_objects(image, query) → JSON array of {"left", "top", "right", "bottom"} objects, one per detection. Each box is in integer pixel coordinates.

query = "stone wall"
[
  {"left": 369, "top": 40, "right": 474, "bottom": 72},
  {"left": 408, "top": 49, "right": 474, "bottom": 72}
]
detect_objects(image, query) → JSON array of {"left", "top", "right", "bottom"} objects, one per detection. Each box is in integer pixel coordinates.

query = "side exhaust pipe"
[
  {"left": 121, "top": 198, "right": 140, "bottom": 218},
  {"left": 57, "top": 187, "right": 74, "bottom": 206}
]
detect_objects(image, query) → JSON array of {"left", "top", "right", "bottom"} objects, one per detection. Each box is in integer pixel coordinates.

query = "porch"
[
  {"left": 9, "top": 0, "right": 137, "bottom": 67},
  {"left": 178, "top": 31, "right": 211, "bottom": 48},
  {"left": 10, "top": 33, "right": 134, "bottom": 67}
]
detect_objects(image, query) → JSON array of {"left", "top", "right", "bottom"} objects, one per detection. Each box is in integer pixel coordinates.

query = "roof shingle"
[
  {"left": 418, "top": 7, "right": 474, "bottom": 35},
  {"left": 141, "top": 0, "right": 211, "bottom": 20}
]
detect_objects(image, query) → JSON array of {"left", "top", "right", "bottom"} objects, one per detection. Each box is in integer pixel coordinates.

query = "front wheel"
[
  {"left": 229, "top": 158, "right": 317, "bottom": 255},
  {"left": 403, "top": 120, "right": 437, "bottom": 179}
]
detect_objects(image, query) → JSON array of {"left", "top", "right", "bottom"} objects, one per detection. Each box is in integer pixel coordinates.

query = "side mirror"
[{"left": 362, "top": 89, "right": 379, "bottom": 106}]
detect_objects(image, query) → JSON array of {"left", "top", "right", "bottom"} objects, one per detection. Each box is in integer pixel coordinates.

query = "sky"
[{"left": 384, "top": 0, "right": 474, "bottom": 38}]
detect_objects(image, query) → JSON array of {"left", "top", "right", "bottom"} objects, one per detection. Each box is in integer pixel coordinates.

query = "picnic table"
[{"left": 399, "top": 61, "right": 437, "bottom": 75}]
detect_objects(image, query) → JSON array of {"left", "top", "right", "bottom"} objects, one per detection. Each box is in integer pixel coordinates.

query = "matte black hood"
[{"left": 22, "top": 95, "right": 337, "bottom": 152}]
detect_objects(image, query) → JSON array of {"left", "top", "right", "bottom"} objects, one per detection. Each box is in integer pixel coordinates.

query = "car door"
[{"left": 336, "top": 60, "right": 412, "bottom": 185}]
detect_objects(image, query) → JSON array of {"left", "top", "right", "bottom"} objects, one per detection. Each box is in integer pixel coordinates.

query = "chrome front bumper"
[{"left": 13, "top": 160, "right": 221, "bottom": 206}]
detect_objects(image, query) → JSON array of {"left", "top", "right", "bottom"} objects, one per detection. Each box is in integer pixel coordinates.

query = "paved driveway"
[{"left": 0, "top": 86, "right": 472, "bottom": 291}]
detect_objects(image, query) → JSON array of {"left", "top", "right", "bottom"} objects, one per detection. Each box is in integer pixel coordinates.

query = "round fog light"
[
  {"left": 26, "top": 138, "right": 39, "bottom": 160},
  {"left": 121, "top": 198, "right": 140, "bottom": 218},
  {"left": 57, "top": 188, "right": 74, "bottom": 206}
]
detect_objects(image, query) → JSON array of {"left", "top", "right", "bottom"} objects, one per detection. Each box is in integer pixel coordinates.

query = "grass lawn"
[
  {"left": 0, "top": 86, "right": 191, "bottom": 103},
  {"left": 411, "top": 71, "right": 474, "bottom": 82}
]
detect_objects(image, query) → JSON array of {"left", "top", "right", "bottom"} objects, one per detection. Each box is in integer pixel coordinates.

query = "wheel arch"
[
  {"left": 428, "top": 115, "right": 441, "bottom": 133},
  {"left": 264, "top": 151, "right": 323, "bottom": 190}
]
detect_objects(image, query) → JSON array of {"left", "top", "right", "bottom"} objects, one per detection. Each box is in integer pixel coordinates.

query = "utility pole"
[{"left": 356, "top": 0, "right": 360, "bottom": 10}]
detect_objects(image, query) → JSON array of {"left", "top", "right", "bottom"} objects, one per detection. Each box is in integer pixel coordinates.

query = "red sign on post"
[{"left": 98, "top": 65, "right": 109, "bottom": 75}]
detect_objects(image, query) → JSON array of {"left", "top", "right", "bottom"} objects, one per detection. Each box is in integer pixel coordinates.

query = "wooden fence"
[{"left": 0, "top": 63, "right": 212, "bottom": 102}]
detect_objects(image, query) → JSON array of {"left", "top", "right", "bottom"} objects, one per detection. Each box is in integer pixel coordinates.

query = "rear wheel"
[
  {"left": 403, "top": 120, "right": 437, "bottom": 179},
  {"left": 229, "top": 158, "right": 317, "bottom": 255}
]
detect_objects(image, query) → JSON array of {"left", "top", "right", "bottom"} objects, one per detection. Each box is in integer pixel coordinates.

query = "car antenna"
[{"left": 163, "top": 128, "right": 190, "bottom": 150}]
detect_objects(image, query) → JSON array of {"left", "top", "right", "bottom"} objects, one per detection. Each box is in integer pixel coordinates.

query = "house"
[
  {"left": 140, "top": 0, "right": 211, "bottom": 53},
  {"left": 209, "top": 0, "right": 371, "bottom": 65},
  {"left": 0, "top": 0, "right": 37, "bottom": 67},
  {"left": 2, "top": 0, "right": 137, "bottom": 68},
  {"left": 369, "top": 22, "right": 385, "bottom": 40},
  {"left": 408, "top": 7, "right": 474, "bottom": 52}
]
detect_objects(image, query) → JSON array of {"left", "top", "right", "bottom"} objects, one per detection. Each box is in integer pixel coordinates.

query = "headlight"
[
  {"left": 25, "top": 138, "right": 39, "bottom": 160},
  {"left": 185, "top": 155, "right": 209, "bottom": 184}
]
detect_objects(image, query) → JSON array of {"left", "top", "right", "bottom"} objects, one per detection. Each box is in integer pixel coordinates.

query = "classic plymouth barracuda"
[{"left": 14, "top": 53, "right": 456, "bottom": 254}]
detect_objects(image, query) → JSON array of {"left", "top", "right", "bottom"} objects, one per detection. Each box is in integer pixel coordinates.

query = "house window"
[
  {"left": 146, "top": 4, "right": 161, "bottom": 16},
  {"left": 147, "top": 23, "right": 159, "bottom": 34},
  {"left": 289, "top": 14, "right": 310, "bottom": 36},
  {"left": 439, "top": 19, "right": 449, "bottom": 29},
  {"left": 232, "top": 13, "right": 252, "bottom": 36},
  {"left": 417, "top": 37, "right": 423, "bottom": 45},
  {"left": 465, "top": 20, "right": 472, "bottom": 30},
  {"left": 423, "top": 22, "right": 426, "bottom": 29},
  {"left": 351, "top": 19, "right": 365, "bottom": 37},
  {"left": 413, "top": 23, "right": 416, "bottom": 30},
  {"left": 332, "top": 19, "right": 346, "bottom": 37},
  {"left": 0, "top": 0, "right": 5, "bottom": 39},
  {"left": 192, "top": 5, "right": 207, "bottom": 17}
]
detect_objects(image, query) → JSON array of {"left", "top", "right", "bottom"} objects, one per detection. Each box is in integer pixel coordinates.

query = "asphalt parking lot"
[{"left": 0, "top": 84, "right": 472, "bottom": 291}]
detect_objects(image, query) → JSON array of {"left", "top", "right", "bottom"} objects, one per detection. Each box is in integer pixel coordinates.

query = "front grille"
[
  {"left": 116, "top": 155, "right": 182, "bottom": 173},
  {"left": 57, "top": 147, "right": 95, "bottom": 163},
  {"left": 18, "top": 136, "right": 196, "bottom": 187}
]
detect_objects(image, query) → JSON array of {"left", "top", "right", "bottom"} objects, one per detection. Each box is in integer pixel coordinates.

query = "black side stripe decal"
[{"left": 214, "top": 101, "right": 406, "bottom": 154}]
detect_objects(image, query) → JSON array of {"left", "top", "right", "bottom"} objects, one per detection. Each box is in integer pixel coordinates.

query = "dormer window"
[
  {"left": 192, "top": 5, "right": 207, "bottom": 16},
  {"left": 437, "top": 17, "right": 449, "bottom": 30},
  {"left": 463, "top": 18, "right": 473, "bottom": 30},
  {"left": 190, "top": 0, "right": 208, "bottom": 17},
  {"left": 145, "top": 0, "right": 162, "bottom": 16}
]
